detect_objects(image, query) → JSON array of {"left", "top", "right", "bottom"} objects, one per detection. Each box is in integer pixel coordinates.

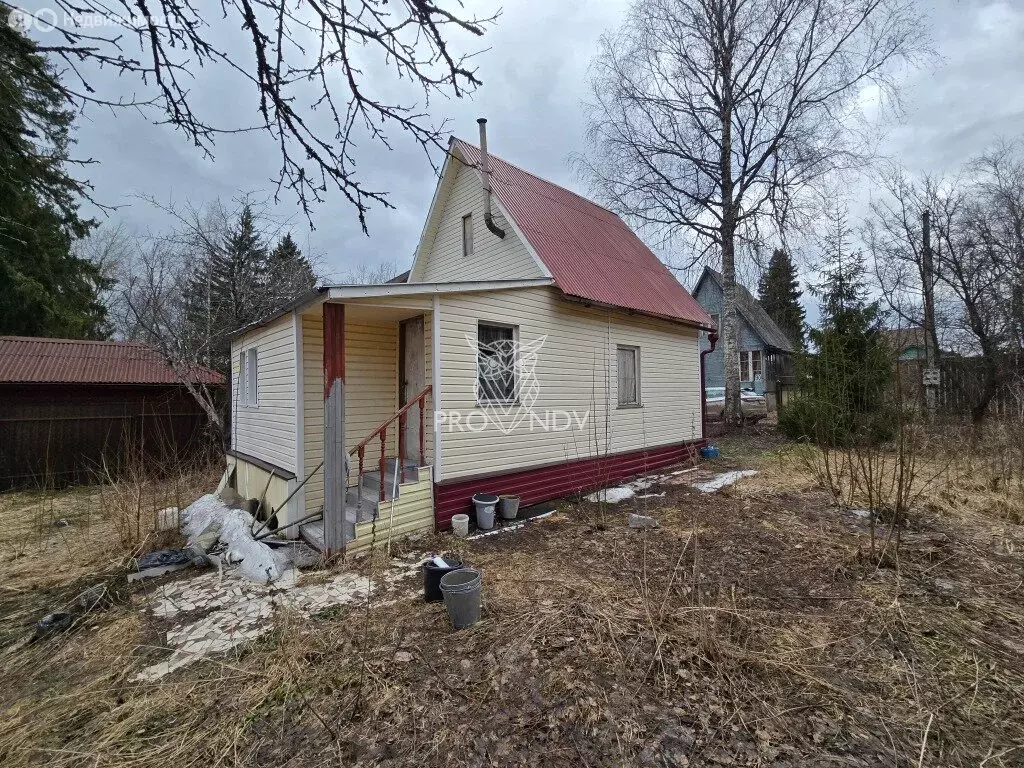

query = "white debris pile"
[
  {"left": 135, "top": 553, "right": 424, "bottom": 682},
  {"left": 693, "top": 470, "right": 758, "bottom": 493},
  {"left": 182, "top": 494, "right": 290, "bottom": 583}
]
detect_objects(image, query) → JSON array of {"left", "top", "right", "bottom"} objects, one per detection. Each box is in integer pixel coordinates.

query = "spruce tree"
[
  {"left": 181, "top": 205, "right": 269, "bottom": 371},
  {"left": 0, "top": 19, "right": 107, "bottom": 337},
  {"left": 781, "top": 242, "right": 893, "bottom": 445},
  {"left": 758, "top": 249, "right": 805, "bottom": 349},
  {"left": 267, "top": 233, "right": 317, "bottom": 307}
]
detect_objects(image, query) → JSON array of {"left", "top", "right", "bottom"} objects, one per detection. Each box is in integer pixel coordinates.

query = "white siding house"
[{"left": 226, "top": 129, "right": 713, "bottom": 554}]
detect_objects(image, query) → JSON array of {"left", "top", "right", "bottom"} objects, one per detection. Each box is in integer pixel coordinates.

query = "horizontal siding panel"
[
  {"left": 435, "top": 441, "right": 701, "bottom": 529},
  {"left": 413, "top": 161, "right": 544, "bottom": 283},
  {"left": 230, "top": 314, "right": 296, "bottom": 473},
  {"left": 437, "top": 286, "right": 701, "bottom": 481}
]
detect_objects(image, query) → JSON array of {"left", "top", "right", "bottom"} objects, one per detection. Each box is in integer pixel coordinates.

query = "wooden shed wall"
[{"left": 0, "top": 383, "right": 218, "bottom": 488}]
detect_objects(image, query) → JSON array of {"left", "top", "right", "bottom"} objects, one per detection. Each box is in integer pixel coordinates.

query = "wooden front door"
[{"left": 399, "top": 316, "right": 425, "bottom": 463}]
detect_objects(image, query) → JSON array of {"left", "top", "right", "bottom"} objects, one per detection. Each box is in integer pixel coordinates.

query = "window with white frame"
[
  {"left": 462, "top": 213, "right": 474, "bottom": 258},
  {"left": 241, "top": 347, "right": 259, "bottom": 407},
  {"left": 617, "top": 345, "right": 641, "bottom": 406},
  {"left": 738, "top": 350, "right": 762, "bottom": 383},
  {"left": 477, "top": 323, "right": 516, "bottom": 402}
]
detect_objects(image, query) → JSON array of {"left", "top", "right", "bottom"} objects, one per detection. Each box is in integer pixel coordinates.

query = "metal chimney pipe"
[{"left": 477, "top": 117, "right": 506, "bottom": 239}]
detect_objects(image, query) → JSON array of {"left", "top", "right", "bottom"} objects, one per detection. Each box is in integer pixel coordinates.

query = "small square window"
[
  {"left": 477, "top": 323, "right": 516, "bottom": 402},
  {"left": 617, "top": 346, "right": 640, "bottom": 406},
  {"left": 462, "top": 213, "right": 474, "bottom": 258}
]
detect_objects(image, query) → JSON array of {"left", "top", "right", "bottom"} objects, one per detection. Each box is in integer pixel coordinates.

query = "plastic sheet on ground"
[{"left": 182, "top": 494, "right": 290, "bottom": 583}]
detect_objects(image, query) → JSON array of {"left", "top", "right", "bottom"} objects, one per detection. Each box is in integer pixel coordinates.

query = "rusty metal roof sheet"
[
  {"left": 452, "top": 139, "right": 714, "bottom": 328},
  {"left": 0, "top": 336, "right": 225, "bottom": 386}
]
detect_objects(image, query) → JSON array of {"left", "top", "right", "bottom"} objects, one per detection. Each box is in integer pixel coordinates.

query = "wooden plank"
[{"left": 323, "top": 303, "right": 349, "bottom": 555}]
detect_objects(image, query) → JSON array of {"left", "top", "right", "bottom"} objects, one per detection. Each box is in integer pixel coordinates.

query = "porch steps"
[{"left": 299, "top": 457, "right": 421, "bottom": 551}]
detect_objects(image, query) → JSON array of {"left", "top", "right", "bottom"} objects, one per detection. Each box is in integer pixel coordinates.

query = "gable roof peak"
[
  {"left": 445, "top": 138, "right": 713, "bottom": 328},
  {"left": 695, "top": 267, "right": 795, "bottom": 353}
]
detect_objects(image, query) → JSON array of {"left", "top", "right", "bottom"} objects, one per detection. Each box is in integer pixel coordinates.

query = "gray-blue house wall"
[{"left": 696, "top": 278, "right": 769, "bottom": 394}]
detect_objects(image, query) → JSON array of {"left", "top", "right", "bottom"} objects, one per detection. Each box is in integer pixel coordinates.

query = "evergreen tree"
[
  {"left": 267, "top": 233, "right": 317, "bottom": 307},
  {"left": 181, "top": 205, "right": 269, "bottom": 371},
  {"left": 780, "top": 234, "right": 894, "bottom": 446},
  {"left": 0, "top": 18, "right": 107, "bottom": 337},
  {"left": 758, "top": 249, "right": 805, "bottom": 349}
]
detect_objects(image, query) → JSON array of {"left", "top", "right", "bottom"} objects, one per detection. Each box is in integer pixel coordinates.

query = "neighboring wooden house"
[
  {"left": 227, "top": 125, "right": 715, "bottom": 555},
  {"left": 693, "top": 268, "right": 795, "bottom": 400},
  {"left": 0, "top": 336, "right": 224, "bottom": 488}
]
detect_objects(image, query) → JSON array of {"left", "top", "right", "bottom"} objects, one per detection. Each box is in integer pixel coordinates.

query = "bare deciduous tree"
[
  {"left": 7, "top": 0, "right": 496, "bottom": 225},
  {"left": 579, "top": 0, "right": 926, "bottom": 424},
  {"left": 867, "top": 140, "right": 1024, "bottom": 422}
]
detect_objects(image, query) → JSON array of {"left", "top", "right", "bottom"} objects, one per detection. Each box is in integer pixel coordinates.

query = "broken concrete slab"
[{"left": 628, "top": 513, "right": 659, "bottom": 529}]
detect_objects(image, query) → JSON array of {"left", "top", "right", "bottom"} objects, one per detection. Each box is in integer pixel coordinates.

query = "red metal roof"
[
  {"left": 452, "top": 139, "right": 714, "bottom": 328},
  {"left": 0, "top": 336, "right": 225, "bottom": 386}
]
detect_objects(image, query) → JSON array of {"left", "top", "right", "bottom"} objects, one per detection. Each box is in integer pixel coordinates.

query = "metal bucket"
[
  {"left": 499, "top": 494, "right": 520, "bottom": 519},
  {"left": 439, "top": 568, "right": 482, "bottom": 629}
]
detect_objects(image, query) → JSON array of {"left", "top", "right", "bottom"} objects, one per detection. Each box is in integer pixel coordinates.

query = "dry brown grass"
[{"left": 1, "top": 430, "right": 1022, "bottom": 766}]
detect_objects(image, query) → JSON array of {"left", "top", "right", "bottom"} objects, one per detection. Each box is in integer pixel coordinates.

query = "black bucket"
[{"left": 423, "top": 556, "right": 464, "bottom": 602}]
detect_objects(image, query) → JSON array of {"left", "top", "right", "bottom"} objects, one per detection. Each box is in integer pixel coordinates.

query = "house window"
[
  {"left": 242, "top": 348, "right": 259, "bottom": 406},
  {"left": 462, "top": 214, "right": 474, "bottom": 258},
  {"left": 477, "top": 323, "right": 516, "bottom": 402},
  {"left": 738, "top": 350, "right": 762, "bottom": 383},
  {"left": 617, "top": 345, "right": 641, "bottom": 406}
]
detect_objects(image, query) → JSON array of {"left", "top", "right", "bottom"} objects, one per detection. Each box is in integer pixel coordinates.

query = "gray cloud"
[{"left": 30, "top": 0, "right": 1024, "bottom": 285}]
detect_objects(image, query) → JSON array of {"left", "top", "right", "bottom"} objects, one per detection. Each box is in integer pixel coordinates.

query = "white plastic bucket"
[{"left": 451, "top": 513, "right": 470, "bottom": 538}]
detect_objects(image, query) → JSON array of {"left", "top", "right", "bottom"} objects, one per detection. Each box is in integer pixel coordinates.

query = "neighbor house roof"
[
  {"left": 449, "top": 139, "right": 714, "bottom": 329},
  {"left": 0, "top": 336, "right": 225, "bottom": 386},
  {"left": 883, "top": 327, "right": 927, "bottom": 354},
  {"left": 693, "top": 268, "right": 795, "bottom": 353}
]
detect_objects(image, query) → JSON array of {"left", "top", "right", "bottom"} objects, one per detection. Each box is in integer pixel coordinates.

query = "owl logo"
[
  {"left": 7, "top": 7, "right": 30, "bottom": 32},
  {"left": 465, "top": 333, "right": 546, "bottom": 434}
]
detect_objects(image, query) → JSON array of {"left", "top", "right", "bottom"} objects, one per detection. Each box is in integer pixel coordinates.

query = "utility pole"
[{"left": 922, "top": 210, "right": 939, "bottom": 420}]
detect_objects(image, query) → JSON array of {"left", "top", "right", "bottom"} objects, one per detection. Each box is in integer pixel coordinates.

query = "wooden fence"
[
  {"left": 898, "top": 355, "right": 1024, "bottom": 422},
  {"left": 0, "top": 384, "right": 221, "bottom": 489}
]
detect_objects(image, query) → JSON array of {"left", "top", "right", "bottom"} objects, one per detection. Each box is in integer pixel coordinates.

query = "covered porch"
[{"left": 296, "top": 295, "right": 438, "bottom": 555}]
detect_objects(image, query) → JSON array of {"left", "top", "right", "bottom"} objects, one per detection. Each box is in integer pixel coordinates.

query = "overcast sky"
[{"left": 20, "top": 0, "right": 1024, "bottom": 296}]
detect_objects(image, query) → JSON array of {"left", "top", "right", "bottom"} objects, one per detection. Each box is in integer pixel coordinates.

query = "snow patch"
[{"left": 693, "top": 470, "right": 758, "bottom": 493}]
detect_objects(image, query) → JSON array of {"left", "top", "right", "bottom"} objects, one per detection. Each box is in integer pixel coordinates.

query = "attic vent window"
[{"left": 462, "top": 214, "right": 474, "bottom": 257}]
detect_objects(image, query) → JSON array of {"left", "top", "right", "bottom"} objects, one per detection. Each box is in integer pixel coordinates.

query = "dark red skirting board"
[{"left": 433, "top": 439, "right": 704, "bottom": 530}]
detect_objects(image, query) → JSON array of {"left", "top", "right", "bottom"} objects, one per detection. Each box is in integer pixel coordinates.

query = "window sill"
[
  {"left": 478, "top": 399, "right": 520, "bottom": 407},
  {"left": 617, "top": 403, "right": 643, "bottom": 410}
]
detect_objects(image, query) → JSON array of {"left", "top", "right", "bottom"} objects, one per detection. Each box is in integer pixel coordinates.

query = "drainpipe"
[
  {"left": 476, "top": 118, "right": 506, "bottom": 239},
  {"left": 700, "top": 331, "right": 718, "bottom": 441}
]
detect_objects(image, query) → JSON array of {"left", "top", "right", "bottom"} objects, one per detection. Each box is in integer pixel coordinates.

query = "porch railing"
[{"left": 350, "top": 385, "right": 432, "bottom": 503}]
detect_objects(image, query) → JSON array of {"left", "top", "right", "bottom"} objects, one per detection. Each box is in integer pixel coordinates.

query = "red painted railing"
[{"left": 350, "top": 385, "right": 432, "bottom": 502}]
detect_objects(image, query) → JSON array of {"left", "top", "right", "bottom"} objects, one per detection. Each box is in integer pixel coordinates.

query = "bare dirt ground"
[{"left": 1, "top": 433, "right": 1022, "bottom": 767}]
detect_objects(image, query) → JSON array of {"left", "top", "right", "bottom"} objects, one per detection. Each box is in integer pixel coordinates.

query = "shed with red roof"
[{"left": 0, "top": 336, "right": 224, "bottom": 487}]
